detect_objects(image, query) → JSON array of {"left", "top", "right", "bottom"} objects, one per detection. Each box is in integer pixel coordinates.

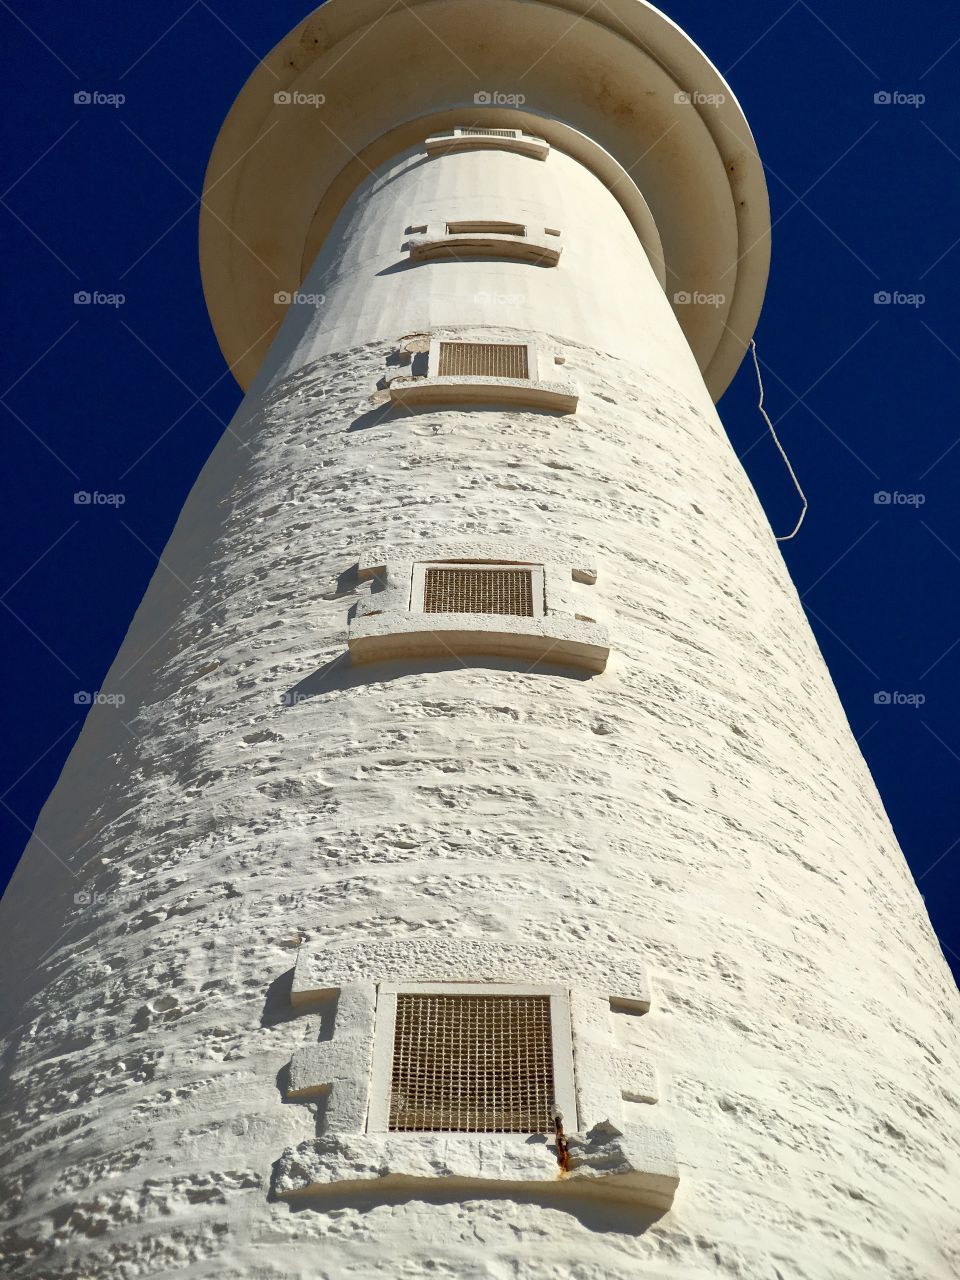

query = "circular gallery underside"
[{"left": 200, "top": 0, "right": 771, "bottom": 401}]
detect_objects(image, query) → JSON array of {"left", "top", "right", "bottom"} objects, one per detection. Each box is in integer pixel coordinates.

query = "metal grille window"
[
  {"left": 445, "top": 220, "right": 527, "bottom": 237},
  {"left": 438, "top": 342, "right": 529, "bottom": 379},
  {"left": 460, "top": 127, "right": 518, "bottom": 137},
  {"left": 388, "top": 993, "right": 554, "bottom": 1133},
  {"left": 423, "top": 566, "right": 534, "bottom": 616}
]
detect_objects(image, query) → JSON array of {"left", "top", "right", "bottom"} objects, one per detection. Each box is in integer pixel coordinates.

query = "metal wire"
[
  {"left": 750, "top": 338, "right": 808, "bottom": 541},
  {"left": 422, "top": 566, "right": 534, "bottom": 616},
  {"left": 438, "top": 342, "right": 529, "bottom": 379},
  {"left": 389, "top": 994, "right": 555, "bottom": 1133}
]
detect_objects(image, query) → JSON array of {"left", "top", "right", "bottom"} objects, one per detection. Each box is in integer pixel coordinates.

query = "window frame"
[{"left": 366, "top": 982, "right": 577, "bottom": 1135}]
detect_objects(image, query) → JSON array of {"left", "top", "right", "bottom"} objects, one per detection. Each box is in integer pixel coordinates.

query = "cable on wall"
[{"left": 750, "top": 338, "right": 808, "bottom": 541}]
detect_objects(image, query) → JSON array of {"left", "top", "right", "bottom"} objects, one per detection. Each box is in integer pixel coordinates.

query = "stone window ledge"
[
  {"left": 408, "top": 232, "right": 561, "bottom": 267},
  {"left": 273, "top": 1123, "right": 679, "bottom": 1211},
  {"left": 389, "top": 374, "right": 578, "bottom": 414},
  {"left": 348, "top": 611, "right": 609, "bottom": 672}
]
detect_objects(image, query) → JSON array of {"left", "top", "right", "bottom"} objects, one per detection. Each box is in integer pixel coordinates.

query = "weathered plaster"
[
  {"left": 2, "top": 327, "right": 958, "bottom": 1277},
  {"left": 0, "top": 44, "right": 958, "bottom": 1278}
]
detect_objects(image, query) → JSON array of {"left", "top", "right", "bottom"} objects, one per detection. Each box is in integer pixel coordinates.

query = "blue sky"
[{"left": 1, "top": 1, "right": 958, "bottom": 979}]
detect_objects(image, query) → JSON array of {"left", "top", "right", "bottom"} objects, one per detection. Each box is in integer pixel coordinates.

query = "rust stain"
[{"left": 553, "top": 1109, "right": 571, "bottom": 1175}]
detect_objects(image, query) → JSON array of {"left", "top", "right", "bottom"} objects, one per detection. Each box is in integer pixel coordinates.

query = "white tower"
[{"left": 2, "top": 3, "right": 959, "bottom": 1277}]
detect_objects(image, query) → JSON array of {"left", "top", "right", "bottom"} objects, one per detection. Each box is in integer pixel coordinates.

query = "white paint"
[
  {"left": 255, "top": 145, "right": 696, "bottom": 396},
  {"left": 1, "top": 25, "right": 959, "bottom": 1280}
]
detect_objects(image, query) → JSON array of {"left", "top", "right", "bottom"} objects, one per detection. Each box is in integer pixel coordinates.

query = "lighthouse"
[{"left": 2, "top": 2, "right": 959, "bottom": 1276}]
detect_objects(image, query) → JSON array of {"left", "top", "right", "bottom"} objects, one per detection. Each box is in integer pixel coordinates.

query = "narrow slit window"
[
  {"left": 460, "top": 127, "right": 518, "bottom": 138},
  {"left": 423, "top": 566, "right": 534, "bottom": 616},
  {"left": 438, "top": 342, "right": 529, "bottom": 379},
  {"left": 445, "top": 221, "right": 527, "bottom": 237},
  {"left": 388, "top": 993, "right": 555, "bottom": 1133}
]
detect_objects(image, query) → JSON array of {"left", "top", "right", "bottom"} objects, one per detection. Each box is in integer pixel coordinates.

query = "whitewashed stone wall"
[{"left": 1, "top": 144, "right": 959, "bottom": 1280}]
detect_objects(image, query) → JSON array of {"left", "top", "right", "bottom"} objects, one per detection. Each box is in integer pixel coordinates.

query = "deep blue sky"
[{"left": 1, "top": 2, "right": 958, "bottom": 980}]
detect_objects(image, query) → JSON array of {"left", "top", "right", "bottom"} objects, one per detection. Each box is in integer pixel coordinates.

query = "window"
[
  {"left": 389, "top": 333, "right": 577, "bottom": 410},
  {"left": 445, "top": 220, "right": 527, "bottom": 237},
  {"left": 367, "top": 984, "right": 577, "bottom": 1135},
  {"left": 390, "top": 993, "right": 554, "bottom": 1133},
  {"left": 412, "top": 562, "right": 545, "bottom": 618},
  {"left": 438, "top": 342, "right": 529, "bottom": 379},
  {"left": 425, "top": 130, "right": 550, "bottom": 161},
  {"left": 348, "top": 548, "right": 606, "bottom": 672},
  {"left": 277, "top": 957, "right": 679, "bottom": 1208},
  {"left": 422, "top": 565, "right": 535, "bottom": 617},
  {"left": 407, "top": 224, "right": 559, "bottom": 267}
]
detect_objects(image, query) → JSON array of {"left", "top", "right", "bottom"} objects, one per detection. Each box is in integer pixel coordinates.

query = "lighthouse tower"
[{"left": 2, "top": 2, "right": 959, "bottom": 1277}]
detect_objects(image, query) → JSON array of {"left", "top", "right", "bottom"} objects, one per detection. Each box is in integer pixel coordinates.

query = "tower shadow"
[{"left": 281, "top": 651, "right": 592, "bottom": 704}]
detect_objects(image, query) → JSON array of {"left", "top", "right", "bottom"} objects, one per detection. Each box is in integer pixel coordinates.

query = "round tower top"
[{"left": 199, "top": 0, "right": 770, "bottom": 400}]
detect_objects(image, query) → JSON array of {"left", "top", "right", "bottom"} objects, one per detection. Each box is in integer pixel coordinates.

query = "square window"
[
  {"left": 367, "top": 984, "right": 577, "bottom": 1135},
  {"left": 390, "top": 993, "right": 553, "bottom": 1132}
]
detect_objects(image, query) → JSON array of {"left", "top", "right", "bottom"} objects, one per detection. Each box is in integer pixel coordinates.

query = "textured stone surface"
[
  {"left": 1, "top": 328, "right": 958, "bottom": 1277},
  {"left": 1, "top": 129, "right": 959, "bottom": 1279},
  {"left": 291, "top": 940, "right": 650, "bottom": 1008}
]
